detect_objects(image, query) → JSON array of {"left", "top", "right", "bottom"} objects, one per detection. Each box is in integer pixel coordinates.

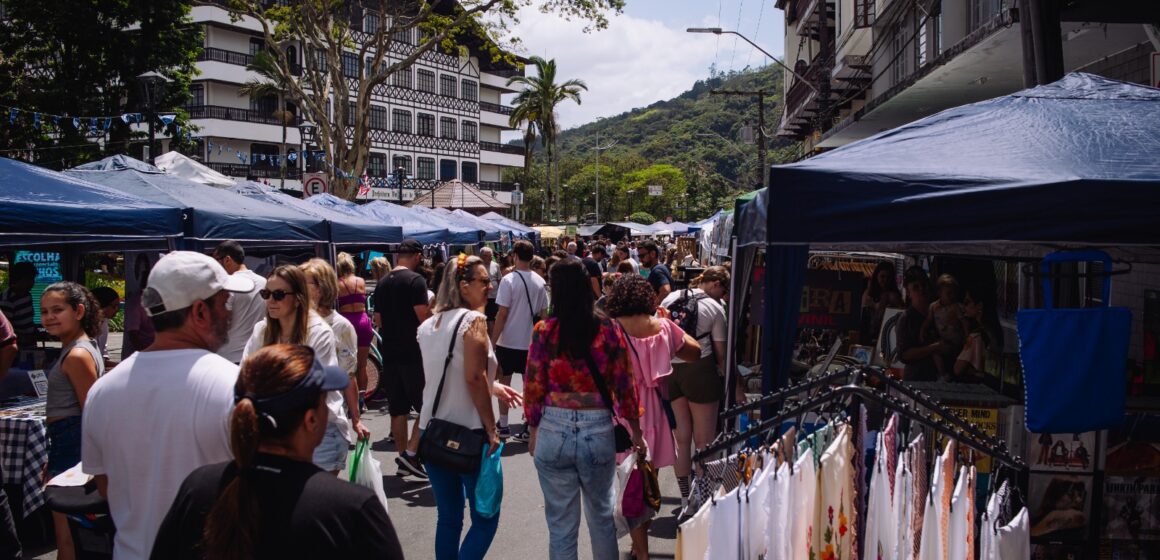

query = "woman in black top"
[{"left": 151, "top": 344, "right": 404, "bottom": 560}]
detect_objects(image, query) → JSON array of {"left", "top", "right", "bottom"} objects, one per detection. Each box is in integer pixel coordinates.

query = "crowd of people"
[{"left": 0, "top": 233, "right": 732, "bottom": 559}]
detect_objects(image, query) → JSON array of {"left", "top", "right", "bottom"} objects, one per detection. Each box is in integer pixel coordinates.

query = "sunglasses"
[{"left": 259, "top": 289, "right": 296, "bottom": 301}]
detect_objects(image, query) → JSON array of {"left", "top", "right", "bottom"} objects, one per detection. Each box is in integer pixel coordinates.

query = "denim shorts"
[
  {"left": 46, "top": 415, "right": 83, "bottom": 479},
  {"left": 312, "top": 423, "right": 350, "bottom": 472}
]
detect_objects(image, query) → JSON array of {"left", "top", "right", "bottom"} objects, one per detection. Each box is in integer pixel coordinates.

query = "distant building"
[
  {"left": 775, "top": 0, "right": 1158, "bottom": 152},
  {"left": 159, "top": 1, "right": 525, "bottom": 203}
]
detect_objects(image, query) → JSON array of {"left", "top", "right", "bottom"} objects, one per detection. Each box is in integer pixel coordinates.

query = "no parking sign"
[{"left": 303, "top": 172, "right": 328, "bottom": 197}]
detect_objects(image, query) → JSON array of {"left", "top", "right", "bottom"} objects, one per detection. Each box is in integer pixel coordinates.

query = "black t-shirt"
[
  {"left": 372, "top": 268, "right": 428, "bottom": 362},
  {"left": 896, "top": 306, "right": 937, "bottom": 381},
  {"left": 150, "top": 454, "right": 404, "bottom": 560},
  {"left": 582, "top": 257, "right": 604, "bottom": 291},
  {"left": 646, "top": 263, "right": 673, "bottom": 294}
]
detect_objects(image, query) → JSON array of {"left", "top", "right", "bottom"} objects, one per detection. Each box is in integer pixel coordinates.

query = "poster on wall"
[
  {"left": 1029, "top": 473, "right": 1093, "bottom": 541},
  {"left": 1103, "top": 476, "right": 1160, "bottom": 542},
  {"left": 797, "top": 269, "right": 863, "bottom": 334},
  {"left": 1106, "top": 414, "right": 1160, "bottom": 475},
  {"left": 932, "top": 406, "right": 999, "bottom": 473},
  {"left": 1028, "top": 431, "right": 1098, "bottom": 473},
  {"left": 13, "top": 250, "right": 63, "bottom": 325}
]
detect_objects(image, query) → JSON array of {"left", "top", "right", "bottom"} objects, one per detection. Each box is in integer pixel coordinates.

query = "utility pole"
[
  {"left": 592, "top": 120, "right": 616, "bottom": 224},
  {"left": 711, "top": 89, "right": 774, "bottom": 189}
]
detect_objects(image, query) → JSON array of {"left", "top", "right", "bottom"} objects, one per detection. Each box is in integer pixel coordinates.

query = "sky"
[{"left": 499, "top": 0, "right": 785, "bottom": 132}]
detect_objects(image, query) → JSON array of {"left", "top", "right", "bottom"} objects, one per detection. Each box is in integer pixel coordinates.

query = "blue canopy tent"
[
  {"left": 68, "top": 156, "right": 328, "bottom": 249},
  {"left": 749, "top": 73, "right": 1160, "bottom": 393},
  {"left": 303, "top": 194, "right": 455, "bottom": 245},
  {"left": 478, "top": 212, "right": 538, "bottom": 242},
  {"left": 0, "top": 156, "right": 182, "bottom": 248},
  {"left": 408, "top": 205, "right": 493, "bottom": 243},
  {"left": 448, "top": 209, "right": 504, "bottom": 242},
  {"left": 230, "top": 182, "right": 403, "bottom": 246}
]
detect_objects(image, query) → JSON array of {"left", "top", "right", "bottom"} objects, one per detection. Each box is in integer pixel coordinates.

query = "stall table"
[{"left": 0, "top": 397, "right": 48, "bottom": 517}]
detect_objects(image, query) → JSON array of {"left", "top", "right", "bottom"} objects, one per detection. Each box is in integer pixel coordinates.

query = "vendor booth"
[{"left": 721, "top": 73, "right": 1160, "bottom": 559}]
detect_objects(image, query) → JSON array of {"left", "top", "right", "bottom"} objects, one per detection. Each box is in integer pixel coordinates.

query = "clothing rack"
[{"left": 693, "top": 366, "right": 1027, "bottom": 471}]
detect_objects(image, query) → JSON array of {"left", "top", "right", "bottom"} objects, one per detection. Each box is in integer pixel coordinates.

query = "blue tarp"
[
  {"left": 755, "top": 73, "right": 1160, "bottom": 390},
  {"left": 229, "top": 182, "right": 403, "bottom": 245},
  {"left": 303, "top": 194, "right": 453, "bottom": 245},
  {"left": 68, "top": 156, "right": 328, "bottom": 245},
  {"left": 0, "top": 156, "right": 183, "bottom": 246},
  {"left": 478, "top": 212, "right": 538, "bottom": 241},
  {"left": 406, "top": 205, "right": 490, "bottom": 243}
]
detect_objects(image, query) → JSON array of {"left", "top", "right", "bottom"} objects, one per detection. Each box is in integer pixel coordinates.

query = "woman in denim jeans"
[
  {"left": 525, "top": 259, "right": 647, "bottom": 560},
  {"left": 417, "top": 255, "right": 523, "bottom": 560}
]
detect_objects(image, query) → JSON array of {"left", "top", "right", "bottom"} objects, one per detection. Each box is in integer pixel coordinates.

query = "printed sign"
[
  {"left": 1104, "top": 476, "right": 1160, "bottom": 541},
  {"left": 303, "top": 172, "right": 328, "bottom": 197},
  {"left": 932, "top": 406, "right": 999, "bottom": 473},
  {"left": 1029, "top": 431, "right": 1097, "bottom": 473},
  {"left": 14, "top": 250, "right": 63, "bottom": 325},
  {"left": 797, "top": 269, "right": 864, "bottom": 332},
  {"left": 510, "top": 191, "right": 524, "bottom": 204},
  {"left": 27, "top": 370, "right": 47, "bottom": 398},
  {"left": 647, "top": 184, "right": 663, "bottom": 196}
]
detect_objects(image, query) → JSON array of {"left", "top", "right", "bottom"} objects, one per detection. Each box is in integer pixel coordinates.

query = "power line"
[
  {"left": 748, "top": 1, "right": 766, "bottom": 70},
  {"left": 729, "top": 0, "right": 746, "bottom": 71}
]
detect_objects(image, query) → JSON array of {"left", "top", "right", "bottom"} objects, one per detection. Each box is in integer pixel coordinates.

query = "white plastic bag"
[
  {"left": 612, "top": 452, "right": 637, "bottom": 538},
  {"left": 348, "top": 439, "right": 389, "bottom": 513}
]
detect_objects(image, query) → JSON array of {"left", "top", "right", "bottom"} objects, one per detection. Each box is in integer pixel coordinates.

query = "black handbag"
[
  {"left": 419, "top": 312, "right": 487, "bottom": 473},
  {"left": 581, "top": 351, "right": 633, "bottom": 453}
]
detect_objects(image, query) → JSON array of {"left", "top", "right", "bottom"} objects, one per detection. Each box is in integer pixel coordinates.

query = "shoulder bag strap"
[
  {"left": 428, "top": 310, "right": 471, "bottom": 421},
  {"left": 580, "top": 327, "right": 616, "bottom": 415},
  {"left": 516, "top": 271, "right": 538, "bottom": 325}
]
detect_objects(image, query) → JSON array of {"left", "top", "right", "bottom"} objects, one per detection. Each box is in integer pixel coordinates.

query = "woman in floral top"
[{"left": 525, "top": 259, "right": 645, "bottom": 560}]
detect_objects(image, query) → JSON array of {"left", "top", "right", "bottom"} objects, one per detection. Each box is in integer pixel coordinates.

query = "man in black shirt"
[
  {"left": 590, "top": 244, "right": 609, "bottom": 273},
  {"left": 577, "top": 239, "right": 603, "bottom": 298},
  {"left": 372, "top": 239, "right": 432, "bottom": 479},
  {"left": 639, "top": 240, "right": 673, "bottom": 305},
  {"left": 896, "top": 269, "right": 948, "bottom": 382}
]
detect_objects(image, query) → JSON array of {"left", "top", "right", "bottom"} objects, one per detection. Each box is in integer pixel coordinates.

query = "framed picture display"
[
  {"left": 1029, "top": 473, "right": 1094, "bottom": 542},
  {"left": 1028, "top": 431, "right": 1098, "bottom": 472}
]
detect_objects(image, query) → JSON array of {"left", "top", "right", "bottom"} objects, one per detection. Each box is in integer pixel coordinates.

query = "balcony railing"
[
  {"left": 479, "top": 101, "right": 514, "bottom": 116},
  {"left": 478, "top": 181, "right": 519, "bottom": 192},
  {"left": 487, "top": 68, "right": 524, "bottom": 78},
  {"left": 784, "top": 59, "right": 827, "bottom": 118},
  {"left": 205, "top": 162, "right": 303, "bottom": 180},
  {"left": 196, "top": 46, "right": 303, "bottom": 76},
  {"left": 479, "top": 141, "right": 524, "bottom": 155},
  {"left": 186, "top": 104, "right": 301, "bottom": 126}
]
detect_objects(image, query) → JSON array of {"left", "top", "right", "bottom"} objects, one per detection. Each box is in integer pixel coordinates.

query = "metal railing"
[
  {"left": 478, "top": 181, "right": 519, "bottom": 192},
  {"left": 185, "top": 104, "right": 300, "bottom": 126},
  {"left": 204, "top": 162, "right": 303, "bottom": 180},
  {"left": 478, "top": 141, "right": 523, "bottom": 155},
  {"left": 479, "top": 101, "right": 514, "bottom": 115}
]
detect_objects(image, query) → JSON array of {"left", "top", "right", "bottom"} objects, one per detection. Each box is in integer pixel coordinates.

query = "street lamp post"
[
  {"left": 592, "top": 117, "right": 617, "bottom": 224},
  {"left": 513, "top": 182, "right": 521, "bottom": 222},
  {"left": 686, "top": 28, "right": 820, "bottom": 94},
  {"left": 136, "top": 71, "right": 172, "bottom": 165}
]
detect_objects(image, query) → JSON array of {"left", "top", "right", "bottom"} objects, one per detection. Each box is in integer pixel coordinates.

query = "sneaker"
[
  {"left": 512, "top": 430, "right": 531, "bottom": 443},
  {"left": 497, "top": 424, "right": 511, "bottom": 439},
  {"left": 395, "top": 454, "right": 428, "bottom": 480}
]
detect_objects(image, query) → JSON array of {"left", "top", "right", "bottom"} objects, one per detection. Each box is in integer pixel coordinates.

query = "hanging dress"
[
  {"left": 863, "top": 433, "right": 898, "bottom": 560},
  {"left": 705, "top": 485, "right": 743, "bottom": 559},
  {"left": 981, "top": 482, "right": 1030, "bottom": 560},
  {"left": 894, "top": 446, "right": 914, "bottom": 560},
  {"left": 815, "top": 424, "right": 855, "bottom": 560},
  {"left": 677, "top": 490, "right": 715, "bottom": 560},
  {"left": 907, "top": 434, "right": 929, "bottom": 560},
  {"left": 616, "top": 318, "right": 685, "bottom": 469},
  {"left": 918, "top": 439, "right": 955, "bottom": 560},
  {"left": 745, "top": 465, "right": 773, "bottom": 559},
  {"left": 947, "top": 465, "right": 976, "bottom": 560},
  {"left": 765, "top": 460, "right": 792, "bottom": 560},
  {"left": 789, "top": 451, "right": 819, "bottom": 560}
]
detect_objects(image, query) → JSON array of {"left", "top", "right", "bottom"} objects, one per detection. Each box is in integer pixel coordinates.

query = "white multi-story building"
[
  {"left": 171, "top": 1, "right": 525, "bottom": 203},
  {"left": 776, "top": 0, "right": 1157, "bottom": 152}
]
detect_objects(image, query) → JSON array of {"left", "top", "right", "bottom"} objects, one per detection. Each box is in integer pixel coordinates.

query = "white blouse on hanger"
[
  {"left": 789, "top": 451, "right": 818, "bottom": 560},
  {"left": 864, "top": 432, "right": 898, "bottom": 560},
  {"left": 764, "top": 461, "right": 792, "bottom": 560},
  {"left": 981, "top": 482, "right": 1030, "bottom": 560},
  {"left": 815, "top": 424, "right": 856, "bottom": 560},
  {"left": 948, "top": 465, "right": 976, "bottom": 560},
  {"left": 677, "top": 489, "right": 716, "bottom": 560},
  {"left": 705, "top": 485, "right": 743, "bottom": 559},
  {"left": 894, "top": 446, "right": 914, "bottom": 560},
  {"left": 918, "top": 440, "right": 955, "bottom": 560},
  {"left": 745, "top": 465, "right": 773, "bottom": 559}
]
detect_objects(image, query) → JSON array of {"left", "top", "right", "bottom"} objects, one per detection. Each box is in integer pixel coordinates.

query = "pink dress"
[{"left": 615, "top": 318, "right": 684, "bottom": 469}]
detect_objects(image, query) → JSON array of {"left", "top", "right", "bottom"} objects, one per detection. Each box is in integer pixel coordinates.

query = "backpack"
[{"left": 666, "top": 289, "right": 710, "bottom": 340}]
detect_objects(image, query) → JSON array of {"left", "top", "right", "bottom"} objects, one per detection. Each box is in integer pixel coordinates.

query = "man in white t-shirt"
[
  {"left": 212, "top": 240, "right": 267, "bottom": 363},
  {"left": 82, "top": 251, "right": 254, "bottom": 560},
  {"left": 490, "top": 240, "right": 548, "bottom": 440},
  {"left": 480, "top": 246, "right": 502, "bottom": 326}
]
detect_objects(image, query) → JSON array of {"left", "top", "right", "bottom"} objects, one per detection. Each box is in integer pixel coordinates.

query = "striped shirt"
[{"left": 0, "top": 289, "right": 35, "bottom": 339}]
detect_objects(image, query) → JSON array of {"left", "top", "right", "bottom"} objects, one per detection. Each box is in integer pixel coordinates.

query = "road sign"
[
  {"left": 647, "top": 184, "right": 663, "bottom": 196},
  {"left": 511, "top": 191, "right": 524, "bottom": 204},
  {"left": 1153, "top": 52, "right": 1159, "bottom": 88},
  {"left": 303, "top": 173, "right": 328, "bottom": 197}
]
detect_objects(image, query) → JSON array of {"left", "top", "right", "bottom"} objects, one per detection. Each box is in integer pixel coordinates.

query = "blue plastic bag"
[
  {"left": 1018, "top": 251, "right": 1131, "bottom": 433},
  {"left": 475, "top": 442, "right": 503, "bottom": 519}
]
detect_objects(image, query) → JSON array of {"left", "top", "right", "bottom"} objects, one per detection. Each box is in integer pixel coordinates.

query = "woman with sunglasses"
[
  {"left": 417, "top": 254, "right": 522, "bottom": 560},
  {"left": 243, "top": 265, "right": 351, "bottom": 474},
  {"left": 151, "top": 344, "right": 404, "bottom": 559}
]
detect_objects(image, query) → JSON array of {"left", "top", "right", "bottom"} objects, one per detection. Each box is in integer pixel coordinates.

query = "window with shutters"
[
  {"left": 364, "top": 12, "right": 379, "bottom": 34},
  {"left": 417, "top": 70, "right": 436, "bottom": 93},
  {"left": 417, "top": 157, "right": 435, "bottom": 180},
  {"left": 393, "top": 155, "right": 412, "bottom": 177},
  {"left": 368, "top": 153, "right": 386, "bottom": 177},
  {"left": 440, "top": 117, "right": 456, "bottom": 139},
  {"left": 854, "top": 0, "right": 874, "bottom": 27},
  {"left": 440, "top": 74, "right": 457, "bottom": 98},
  {"left": 461, "top": 80, "right": 478, "bottom": 102},
  {"left": 393, "top": 109, "right": 412, "bottom": 134},
  {"left": 392, "top": 66, "right": 412, "bottom": 88},
  {"left": 344, "top": 101, "right": 357, "bottom": 127},
  {"left": 370, "top": 106, "right": 387, "bottom": 130},
  {"left": 461, "top": 120, "right": 477, "bottom": 142},
  {"left": 341, "top": 53, "right": 360, "bottom": 79},
  {"left": 417, "top": 112, "right": 435, "bottom": 136}
]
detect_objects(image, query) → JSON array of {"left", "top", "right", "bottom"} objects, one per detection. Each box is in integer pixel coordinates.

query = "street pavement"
[{"left": 31, "top": 334, "right": 683, "bottom": 559}]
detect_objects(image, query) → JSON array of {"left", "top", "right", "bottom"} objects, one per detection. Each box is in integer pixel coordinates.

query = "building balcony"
[
  {"left": 197, "top": 47, "right": 303, "bottom": 76},
  {"left": 479, "top": 142, "right": 524, "bottom": 167},
  {"left": 478, "top": 181, "right": 519, "bottom": 192},
  {"left": 204, "top": 162, "right": 302, "bottom": 181},
  {"left": 479, "top": 101, "right": 515, "bottom": 129},
  {"left": 186, "top": 104, "right": 301, "bottom": 127},
  {"left": 479, "top": 101, "right": 514, "bottom": 116},
  {"left": 794, "top": 0, "right": 835, "bottom": 41},
  {"left": 479, "top": 141, "right": 523, "bottom": 156}
]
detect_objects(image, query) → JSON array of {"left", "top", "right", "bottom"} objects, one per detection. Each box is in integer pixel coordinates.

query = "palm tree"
[
  {"left": 238, "top": 50, "right": 293, "bottom": 190},
  {"left": 508, "top": 90, "right": 541, "bottom": 213},
  {"left": 507, "top": 56, "right": 586, "bottom": 223}
]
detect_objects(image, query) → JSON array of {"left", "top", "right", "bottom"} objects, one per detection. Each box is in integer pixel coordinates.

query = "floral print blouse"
[{"left": 523, "top": 317, "right": 640, "bottom": 428}]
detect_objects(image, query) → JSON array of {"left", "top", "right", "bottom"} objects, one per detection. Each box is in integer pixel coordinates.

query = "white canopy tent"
[{"left": 153, "top": 151, "right": 236, "bottom": 187}]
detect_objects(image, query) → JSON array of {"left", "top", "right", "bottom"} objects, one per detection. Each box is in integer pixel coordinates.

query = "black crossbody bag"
[
  {"left": 515, "top": 270, "right": 538, "bottom": 325},
  {"left": 581, "top": 346, "right": 634, "bottom": 453},
  {"left": 418, "top": 311, "right": 487, "bottom": 473}
]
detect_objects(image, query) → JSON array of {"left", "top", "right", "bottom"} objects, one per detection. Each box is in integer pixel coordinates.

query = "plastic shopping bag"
[
  {"left": 347, "top": 439, "right": 389, "bottom": 513},
  {"left": 475, "top": 442, "right": 504, "bottom": 519},
  {"left": 612, "top": 452, "right": 637, "bottom": 538}
]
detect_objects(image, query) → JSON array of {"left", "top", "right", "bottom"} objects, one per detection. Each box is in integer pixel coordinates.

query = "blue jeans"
[
  {"left": 534, "top": 407, "right": 618, "bottom": 560},
  {"left": 426, "top": 461, "right": 499, "bottom": 560}
]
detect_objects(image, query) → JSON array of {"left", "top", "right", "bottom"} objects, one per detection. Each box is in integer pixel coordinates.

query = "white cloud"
[{"left": 501, "top": 8, "right": 723, "bottom": 132}]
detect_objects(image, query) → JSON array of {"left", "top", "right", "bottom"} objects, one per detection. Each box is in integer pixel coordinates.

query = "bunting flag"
[
  {"left": 72, "top": 117, "right": 80, "bottom": 130},
  {"left": 103, "top": 118, "right": 112, "bottom": 131},
  {"left": 33, "top": 113, "right": 41, "bottom": 129},
  {"left": 159, "top": 114, "right": 176, "bottom": 126},
  {"left": 287, "top": 151, "right": 297, "bottom": 162},
  {"left": 9, "top": 109, "right": 17, "bottom": 124}
]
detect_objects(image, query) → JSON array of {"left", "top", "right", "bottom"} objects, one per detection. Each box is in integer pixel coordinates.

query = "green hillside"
[{"left": 506, "top": 65, "right": 798, "bottom": 224}]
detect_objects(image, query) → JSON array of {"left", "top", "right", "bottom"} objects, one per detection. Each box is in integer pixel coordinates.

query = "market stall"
[{"left": 229, "top": 182, "right": 403, "bottom": 246}]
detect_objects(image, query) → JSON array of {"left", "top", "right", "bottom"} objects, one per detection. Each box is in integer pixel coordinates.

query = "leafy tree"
[
  {"left": 0, "top": 0, "right": 201, "bottom": 168},
  {"left": 627, "top": 211, "right": 656, "bottom": 225},
  {"left": 621, "top": 163, "right": 687, "bottom": 220},
  {"left": 238, "top": 50, "right": 295, "bottom": 190},
  {"left": 228, "top": 0, "right": 622, "bottom": 200},
  {"left": 507, "top": 56, "right": 587, "bottom": 222}
]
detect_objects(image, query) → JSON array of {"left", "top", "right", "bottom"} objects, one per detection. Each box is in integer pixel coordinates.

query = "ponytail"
[{"left": 690, "top": 266, "right": 730, "bottom": 290}]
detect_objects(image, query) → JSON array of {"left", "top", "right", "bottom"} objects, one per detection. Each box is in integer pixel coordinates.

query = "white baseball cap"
[{"left": 143, "top": 251, "right": 255, "bottom": 317}]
